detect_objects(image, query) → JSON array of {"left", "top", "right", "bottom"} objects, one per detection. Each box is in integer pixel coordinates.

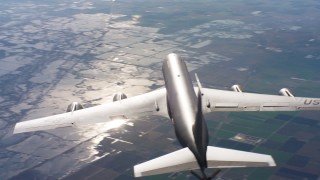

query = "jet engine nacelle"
[
  {"left": 279, "top": 88, "right": 294, "bottom": 97},
  {"left": 66, "top": 102, "right": 84, "bottom": 112},
  {"left": 231, "top": 84, "right": 242, "bottom": 92},
  {"left": 113, "top": 92, "right": 127, "bottom": 102}
]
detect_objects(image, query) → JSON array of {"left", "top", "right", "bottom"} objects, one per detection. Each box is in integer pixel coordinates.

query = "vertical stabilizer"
[{"left": 195, "top": 73, "right": 203, "bottom": 95}]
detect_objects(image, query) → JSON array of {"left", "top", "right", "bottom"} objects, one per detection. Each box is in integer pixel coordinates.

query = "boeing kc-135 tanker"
[{"left": 14, "top": 53, "right": 320, "bottom": 179}]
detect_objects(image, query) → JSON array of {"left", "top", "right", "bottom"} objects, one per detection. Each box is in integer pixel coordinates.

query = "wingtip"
[
  {"left": 133, "top": 165, "right": 142, "bottom": 177},
  {"left": 269, "top": 155, "right": 277, "bottom": 167},
  {"left": 13, "top": 123, "right": 24, "bottom": 134}
]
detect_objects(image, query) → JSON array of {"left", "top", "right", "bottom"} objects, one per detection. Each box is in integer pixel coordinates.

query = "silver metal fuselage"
[{"left": 162, "top": 53, "right": 209, "bottom": 169}]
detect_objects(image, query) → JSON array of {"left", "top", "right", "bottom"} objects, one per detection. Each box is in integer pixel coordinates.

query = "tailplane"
[
  {"left": 206, "top": 146, "right": 276, "bottom": 168},
  {"left": 134, "top": 146, "right": 275, "bottom": 178},
  {"left": 134, "top": 147, "right": 197, "bottom": 177}
]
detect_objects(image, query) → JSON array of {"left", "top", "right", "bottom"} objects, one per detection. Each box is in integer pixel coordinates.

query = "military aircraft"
[{"left": 14, "top": 53, "right": 320, "bottom": 179}]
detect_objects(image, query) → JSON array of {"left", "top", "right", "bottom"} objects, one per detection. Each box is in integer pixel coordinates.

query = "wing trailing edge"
[{"left": 134, "top": 146, "right": 275, "bottom": 177}]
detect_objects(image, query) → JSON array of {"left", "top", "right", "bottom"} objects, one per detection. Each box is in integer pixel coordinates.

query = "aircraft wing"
[
  {"left": 202, "top": 88, "right": 320, "bottom": 112},
  {"left": 14, "top": 88, "right": 167, "bottom": 134}
]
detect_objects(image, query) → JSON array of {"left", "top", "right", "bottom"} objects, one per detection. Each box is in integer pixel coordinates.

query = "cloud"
[
  {"left": 265, "top": 47, "right": 283, "bottom": 53},
  {"left": 289, "top": 26, "right": 302, "bottom": 31},
  {"left": 251, "top": 11, "right": 262, "bottom": 16}
]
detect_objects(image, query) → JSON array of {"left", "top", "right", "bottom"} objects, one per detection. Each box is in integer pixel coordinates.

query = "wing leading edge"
[{"left": 14, "top": 88, "right": 167, "bottom": 134}]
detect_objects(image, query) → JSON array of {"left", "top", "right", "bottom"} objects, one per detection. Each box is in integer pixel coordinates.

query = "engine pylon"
[
  {"left": 231, "top": 84, "right": 242, "bottom": 92},
  {"left": 279, "top": 88, "right": 294, "bottom": 97}
]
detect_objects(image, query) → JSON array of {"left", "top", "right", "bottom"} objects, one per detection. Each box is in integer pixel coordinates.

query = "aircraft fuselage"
[{"left": 162, "top": 53, "right": 209, "bottom": 170}]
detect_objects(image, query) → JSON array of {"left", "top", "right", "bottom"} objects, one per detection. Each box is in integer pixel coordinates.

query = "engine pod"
[
  {"left": 279, "top": 88, "right": 294, "bottom": 97},
  {"left": 66, "top": 102, "right": 84, "bottom": 112},
  {"left": 113, "top": 92, "right": 127, "bottom": 102},
  {"left": 231, "top": 84, "right": 242, "bottom": 92}
]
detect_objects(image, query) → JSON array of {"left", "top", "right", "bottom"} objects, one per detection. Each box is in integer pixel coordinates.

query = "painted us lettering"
[
  {"left": 304, "top": 99, "right": 312, "bottom": 105},
  {"left": 304, "top": 99, "right": 320, "bottom": 105},
  {"left": 313, "top": 100, "right": 320, "bottom": 105}
]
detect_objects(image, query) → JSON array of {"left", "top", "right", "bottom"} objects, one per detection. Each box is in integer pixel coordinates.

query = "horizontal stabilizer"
[
  {"left": 134, "top": 147, "right": 198, "bottom": 177},
  {"left": 134, "top": 146, "right": 275, "bottom": 177},
  {"left": 206, "top": 146, "right": 276, "bottom": 168}
]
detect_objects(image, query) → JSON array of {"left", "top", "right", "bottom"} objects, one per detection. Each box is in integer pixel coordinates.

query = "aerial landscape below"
[{"left": 1, "top": 0, "right": 320, "bottom": 179}]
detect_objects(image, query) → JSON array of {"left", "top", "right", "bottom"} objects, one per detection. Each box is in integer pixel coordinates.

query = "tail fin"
[
  {"left": 195, "top": 73, "right": 203, "bottom": 95},
  {"left": 134, "top": 146, "right": 276, "bottom": 177}
]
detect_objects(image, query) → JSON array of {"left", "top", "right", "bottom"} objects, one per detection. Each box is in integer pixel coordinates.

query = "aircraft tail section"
[{"left": 134, "top": 146, "right": 275, "bottom": 177}]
